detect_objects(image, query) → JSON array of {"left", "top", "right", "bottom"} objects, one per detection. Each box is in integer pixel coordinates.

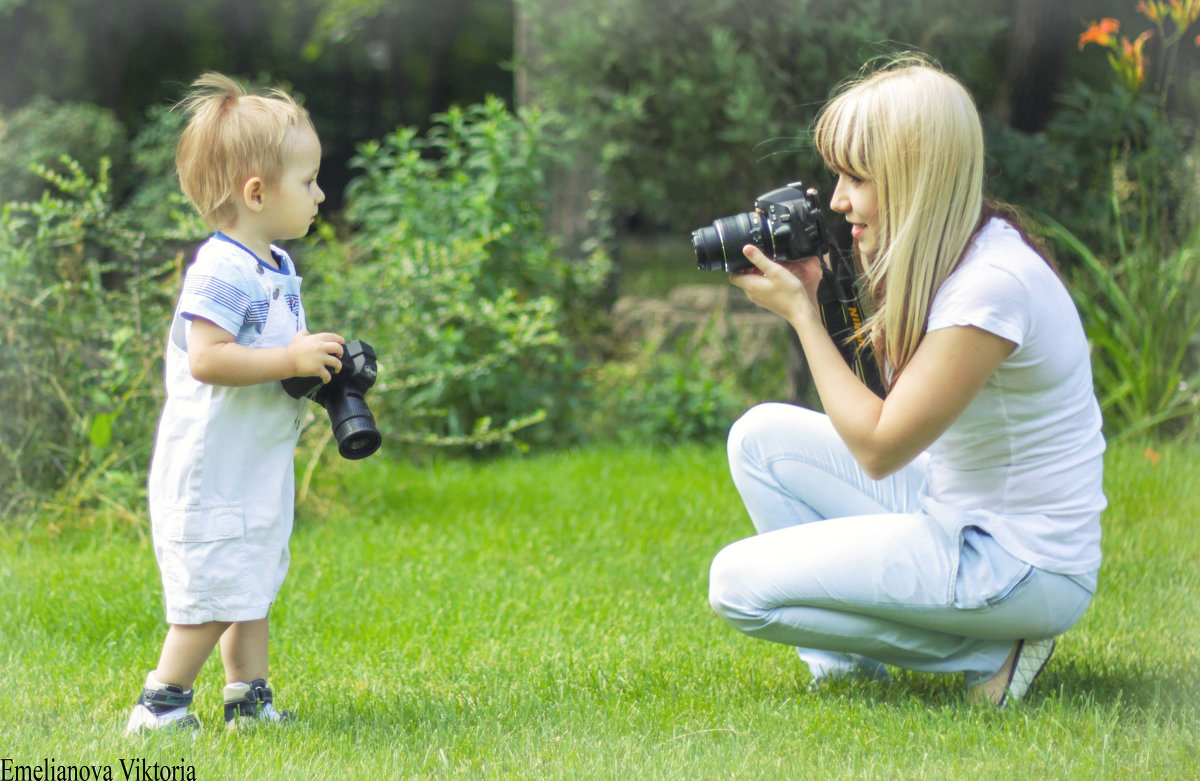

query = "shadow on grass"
[{"left": 1047, "top": 656, "right": 1200, "bottom": 713}]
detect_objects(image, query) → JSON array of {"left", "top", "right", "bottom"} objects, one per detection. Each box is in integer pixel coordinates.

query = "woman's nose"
[{"left": 829, "top": 176, "right": 849, "bottom": 213}]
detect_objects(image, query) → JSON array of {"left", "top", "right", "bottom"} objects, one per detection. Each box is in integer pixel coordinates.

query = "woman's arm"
[
  {"left": 188, "top": 317, "right": 345, "bottom": 387},
  {"left": 731, "top": 245, "right": 1014, "bottom": 479}
]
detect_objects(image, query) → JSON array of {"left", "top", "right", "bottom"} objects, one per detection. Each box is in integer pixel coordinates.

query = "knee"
[
  {"left": 708, "top": 542, "right": 770, "bottom": 633},
  {"left": 727, "top": 403, "right": 823, "bottom": 466},
  {"left": 728, "top": 403, "right": 783, "bottom": 454},
  {"left": 728, "top": 403, "right": 790, "bottom": 475}
]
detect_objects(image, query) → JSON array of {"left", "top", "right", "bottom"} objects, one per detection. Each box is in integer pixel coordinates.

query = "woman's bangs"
[{"left": 816, "top": 99, "right": 872, "bottom": 181}]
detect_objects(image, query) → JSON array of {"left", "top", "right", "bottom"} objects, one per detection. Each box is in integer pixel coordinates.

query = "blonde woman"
[{"left": 708, "top": 56, "right": 1105, "bottom": 705}]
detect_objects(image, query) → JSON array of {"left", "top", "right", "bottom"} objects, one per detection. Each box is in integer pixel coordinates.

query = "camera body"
[
  {"left": 691, "top": 182, "right": 829, "bottom": 272},
  {"left": 282, "top": 339, "right": 382, "bottom": 460},
  {"left": 690, "top": 183, "right": 886, "bottom": 398}
]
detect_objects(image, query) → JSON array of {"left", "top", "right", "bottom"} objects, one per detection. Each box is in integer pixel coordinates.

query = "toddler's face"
[{"left": 264, "top": 126, "right": 325, "bottom": 241}]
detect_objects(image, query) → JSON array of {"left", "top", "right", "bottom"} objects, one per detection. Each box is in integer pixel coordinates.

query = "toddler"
[{"left": 125, "top": 72, "right": 344, "bottom": 734}]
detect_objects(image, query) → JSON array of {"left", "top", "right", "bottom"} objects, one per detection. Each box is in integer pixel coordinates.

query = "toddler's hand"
[{"left": 287, "top": 330, "right": 345, "bottom": 383}]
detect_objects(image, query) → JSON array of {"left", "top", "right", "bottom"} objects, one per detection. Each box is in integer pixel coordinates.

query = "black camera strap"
[{"left": 816, "top": 240, "right": 886, "bottom": 399}]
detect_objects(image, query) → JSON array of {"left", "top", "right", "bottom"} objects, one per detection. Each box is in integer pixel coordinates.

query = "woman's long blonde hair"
[{"left": 813, "top": 55, "right": 985, "bottom": 379}]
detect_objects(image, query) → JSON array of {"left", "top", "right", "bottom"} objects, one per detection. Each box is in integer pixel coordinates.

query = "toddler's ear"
[{"left": 241, "top": 177, "right": 266, "bottom": 212}]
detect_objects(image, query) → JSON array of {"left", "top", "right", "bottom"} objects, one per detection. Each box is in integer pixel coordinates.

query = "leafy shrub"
[
  {"left": 121, "top": 104, "right": 189, "bottom": 237},
  {"left": 338, "top": 97, "right": 612, "bottom": 450},
  {"left": 1044, "top": 218, "right": 1200, "bottom": 441},
  {"left": 1001, "top": 5, "right": 1200, "bottom": 259},
  {"left": 584, "top": 301, "right": 797, "bottom": 446},
  {"left": 516, "top": 0, "right": 1008, "bottom": 231},
  {"left": 0, "top": 97, "right": 127, "bottom": 203},
  {"left": 990, "top": 80, "right": 1198, "bottom": 260},
  {"left": 0, "top": 156, "right": 198, "bottom": 526},
  {"left": 298, "top": 223, "right": 563, "bottom": 454},
  {"left": 586, "top": 348, "right": 749, "bottom": 447}
]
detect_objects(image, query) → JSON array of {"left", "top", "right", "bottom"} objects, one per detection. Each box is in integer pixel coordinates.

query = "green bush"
[
  {"left": 1001, "top": 4, "right": 1200, "bottom": 259},
  {"left": 0, "top": 156, "right": 197, "bottom": 526},
  {"left": 120, "top": 103, "right": 190, "bottom": 237},
  {"left": 0, "top": 97, "right": 127, "bottom": 204},
  {"left": 586, "top": 348, "right": 749, "bottom": 446},
  {"left": 1044, "top": 218, "right": 1200, "bottom": 442},
  {"left": 990, "top": 82, "right": 1199, "bottom": 259},
  {"left": 337, "top": 97, "right": 612, "bottom": 450},
  {"left": 298, "top": 223, "right": 564, "bottom": 455}
]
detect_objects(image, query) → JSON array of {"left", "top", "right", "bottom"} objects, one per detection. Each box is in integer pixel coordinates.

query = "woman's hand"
[{"left": 728, "top": 244, "right": 823, "bottom": 324}]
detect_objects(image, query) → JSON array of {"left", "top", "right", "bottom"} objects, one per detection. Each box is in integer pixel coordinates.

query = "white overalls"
[{"left": 148, "top": 238, "right": 307, "bottom": 625}]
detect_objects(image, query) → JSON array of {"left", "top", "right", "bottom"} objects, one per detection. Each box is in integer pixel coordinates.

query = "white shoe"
[
  {"left": 223, "top": 679, "right": 295, "bottom": 729},
  {"left": 969, "top": 638, "right": 1056, "bottom": 706},
  {"left": 124, "top": 673, "right": 200, "bottom": 736},
  {"left": 1002, "top": 637, "right": 1056, "bottom": 706}
]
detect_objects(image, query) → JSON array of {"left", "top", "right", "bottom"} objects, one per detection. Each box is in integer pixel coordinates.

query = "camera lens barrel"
[
  {"left": 692, "top": 212, "right": 769, "bottom": 272},
  {"left": 329, "top": 391, "right": 382, "bottom": 460}
]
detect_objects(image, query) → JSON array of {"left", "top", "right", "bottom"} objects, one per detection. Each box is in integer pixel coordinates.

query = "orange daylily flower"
[
  {"left": 1123, "top": 30, "right": 1155, "bottom": 86},
  {"left": 1139, "top": 0, "right": 1167, "bottom": 21},
  {"left": 1080, "top": 18, "right": 1121, "bottom": 50},
  {"left": 1172, "top": 0, "right": 1200, "bottom": 29}
]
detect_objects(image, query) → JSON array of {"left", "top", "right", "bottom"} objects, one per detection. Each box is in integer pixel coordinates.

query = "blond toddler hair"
[{"left": 174, "top": 73, "right": 315, "bottom": 229}]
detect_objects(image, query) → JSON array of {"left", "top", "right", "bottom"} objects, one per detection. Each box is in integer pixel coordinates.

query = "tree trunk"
[
  {"left": 1000, "top": 0, "right": 1072, "bottom": 132},
  {"left": 514, "top": 0, "right": 605, "bottom": 267}
]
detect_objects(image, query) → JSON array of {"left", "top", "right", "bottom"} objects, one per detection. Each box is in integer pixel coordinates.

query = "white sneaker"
[
  {"left": 1001, "top": 637, "right": 1056, "bottom": 706},
  {"left": 223, "top": 679, "right": 294, "bottom": 729},
  {"left": 124, "top": 673, "right": 200, "bottom": 736}
]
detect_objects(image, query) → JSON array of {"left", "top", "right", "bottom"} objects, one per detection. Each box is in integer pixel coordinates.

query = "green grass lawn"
[{"left": 2, "top": 441, "right": 1198, "bottom": 779}]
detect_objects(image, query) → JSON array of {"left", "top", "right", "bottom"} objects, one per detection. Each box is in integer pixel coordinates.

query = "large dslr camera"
[
  {"left": 282, "top": 339, "right": 382, "bottom": 459},
  {"left": 691, "top": 182, "right": 885, "bottom": 397}
]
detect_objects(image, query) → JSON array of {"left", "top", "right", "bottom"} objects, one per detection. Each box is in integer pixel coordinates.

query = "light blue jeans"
[{"left": 708, "top": 404, "right": 1094, "bottom": 686}]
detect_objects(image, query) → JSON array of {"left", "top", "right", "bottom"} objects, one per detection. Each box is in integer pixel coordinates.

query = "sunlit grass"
[{"left": 1, "top": 441, "right": 1197, "bottom": 778}]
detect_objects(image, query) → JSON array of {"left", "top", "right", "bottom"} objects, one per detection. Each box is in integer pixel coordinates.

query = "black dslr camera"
[
  {"left": 691, "top": 182, "right": 885, "bottom": 398},
  {"left": 691, "top": 183, "right": 830, "bottom": 272},
  {"left": 282, "top": 339, "right": 382, "bottom": 459}
]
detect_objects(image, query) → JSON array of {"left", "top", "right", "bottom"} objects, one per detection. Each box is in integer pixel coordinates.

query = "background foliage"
[
  {"left": 514, "top": 0, "right": 1010, "bottom": 231},
  {"left": 0, "top": 0, "right": 1197, "bottom": 527},
  {"left": 328, "top": 97, "right": 612, "bottom": 450}
]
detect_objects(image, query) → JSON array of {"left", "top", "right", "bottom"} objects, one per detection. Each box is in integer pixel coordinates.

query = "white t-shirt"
[{"left": 920, "top": 218, "right": 1106, "bottom": 583}]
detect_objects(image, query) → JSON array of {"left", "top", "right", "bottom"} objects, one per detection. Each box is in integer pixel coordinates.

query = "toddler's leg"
[
  {"left": 156, "top": 622, "right": 231, "bottom": 687},
  {"left": 220, "top": 617, "right": 269, "bottom": 684},
  {"left": 220, "top": 618, "right": 293, "bottom": 727},
  {"left": 125, "top": 621, "right": 229, "bottom": 735}
]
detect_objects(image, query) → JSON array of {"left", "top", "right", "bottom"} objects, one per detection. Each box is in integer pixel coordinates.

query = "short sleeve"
[
  {"left": 927, "top": 227, "right": 1034, "bottom": 348},
  {"left": 178, "top": 242, "right": 267, "bottom": 337}
]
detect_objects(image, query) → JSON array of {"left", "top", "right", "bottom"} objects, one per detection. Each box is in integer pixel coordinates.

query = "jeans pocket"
[
  {"left": 952, "top": 526, "right": 1033, "bottom": 609},
  {"left": 157, "top": 502, "right": 249, "bottom": 597}
]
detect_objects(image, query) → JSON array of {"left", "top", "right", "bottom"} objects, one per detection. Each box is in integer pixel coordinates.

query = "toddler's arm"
[{"left": 188, "top": 317, "right": 345, "bottom": 387}]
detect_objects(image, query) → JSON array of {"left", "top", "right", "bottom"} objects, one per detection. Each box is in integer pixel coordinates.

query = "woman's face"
[{"left": 829, "top": 173, "right": 880, "bottom": 261}]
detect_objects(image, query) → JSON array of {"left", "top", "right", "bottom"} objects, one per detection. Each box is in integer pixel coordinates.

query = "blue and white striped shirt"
[{"left": 178, "top": 233, "right": 300, "bottom": 345}]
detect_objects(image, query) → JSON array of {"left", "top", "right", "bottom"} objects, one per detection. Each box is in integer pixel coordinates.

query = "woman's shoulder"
[{"left": 950, "top": 218, "right": 1054, "bottom": 289}]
